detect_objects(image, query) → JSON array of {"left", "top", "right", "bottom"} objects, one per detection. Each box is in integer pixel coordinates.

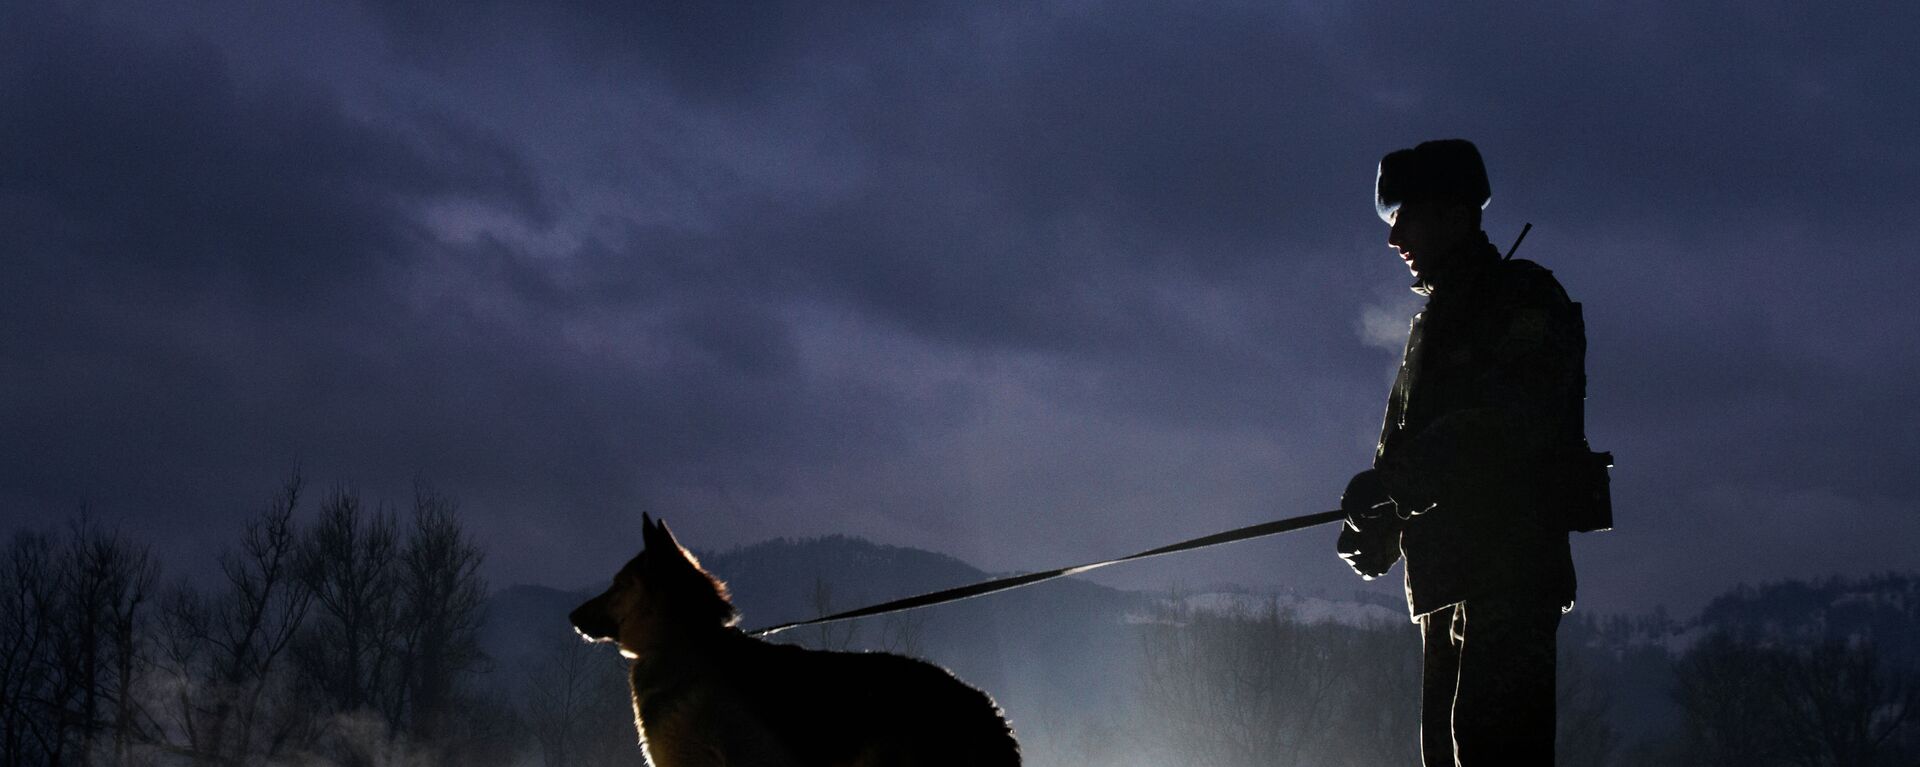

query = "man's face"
[{"left": 1386, "top": 200, "right": 1473, "bottom": 279}]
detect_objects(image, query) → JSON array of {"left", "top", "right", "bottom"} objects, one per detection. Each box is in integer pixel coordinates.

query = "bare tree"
[
  {"left": 295, "top": 486, "right": 404, "bottom": 764},
  {"left": 804, "top": 577, "right": 860, "bottom": 652},
  {"left": 47, "top": 513, "right": 161, "bottom": 767},
  {"left": 877, "top": 610, "right": 927, "bottom": 657},
  {"left": 1676, "top": 631, "right": 1919, "bottom": 767},
  {"left": 1323, "top": 619, "right": 1421, "bottom": 767},
  {"left": 1557, "top": 650, "right": 1618, "bottom": 767},
  {"left": 394, "top": 481, "right": 488, "bottom": 743},
  {"left": 287, "top": 481, "right": 496, "bottom": 764},
  {"left": 519, "top": 635, "right": 633, "bottom": 767},
  {"left": 96, "top": 528, "right": 159, "bottom": 766},
  {"left": 1674, "top": 632, "right": 1794, "bottom": 766},
  {"left": 156, "top": 471, "right": 316, "bottom": 765},
  {"left": 52, "top": 520, "right": 105, "bottom": 765},
  {"left": 1135, "top": 596, "right": 1349, "bottom": 767},
  {"left": 0, "top": 531, "right": 58, "bottom": 766},
  {"left": 1776, "top": 639, "right": 1918, "bottom": 767},
  {"left": 0, "top": 513, "right": 164, "bottom": 767}
]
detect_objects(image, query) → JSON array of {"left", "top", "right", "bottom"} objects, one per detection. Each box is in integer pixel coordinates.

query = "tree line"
[
  {"left": 1, "top": 472, "right": 504, "bottom": 767},
  {"left": 1668, "top": 630, "right": 1918, "bottom": 766},
  {"left": 0, "top": 474, "right": 931, "bottom": 767},
  {"left": 1075, "top": 595, "right": 1616, "bottom": 767},
  {"left": 1080, "top": 593, "right": 1918, "bottom": 767}
]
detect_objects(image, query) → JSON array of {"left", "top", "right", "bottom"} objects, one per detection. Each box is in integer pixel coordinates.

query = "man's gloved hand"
[
  {"left": 1341, "top": 469, "right": 1396, "bottom": 532},
  {"left": 1337, "top": 469, "right": 1402, "bottom": 580},
  {"left": 1337, "top": 522, "right": 1400, "bottom": 580}
]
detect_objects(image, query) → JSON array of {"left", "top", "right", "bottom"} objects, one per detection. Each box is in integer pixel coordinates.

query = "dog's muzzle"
[{"left": 570, "top": 593, "right": 618, "bottom": 643}]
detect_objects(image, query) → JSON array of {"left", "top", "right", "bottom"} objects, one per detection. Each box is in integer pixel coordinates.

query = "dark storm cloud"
[
  {"left": 2, "top": 1, "right": 532, "bottom": 514},
  {"left": 1, "top": 5, "right": 547, "bottom": 293},
  {"left": 363, "top": 0, "right": 977, "bottom": 104},
  {"left": 1330, "top": 4, "right": 1920, "bottom": 228},
  {"left": 401, "top": 0, "right": 1918, "bottom": 356},
  {"left": 373, "top": 0, "right": 1400, "bottom": 408},
  {"left": 5, "top": 0, "right": 1917, "bottom": 610},
  {"left": 0, "top": 2, "right": 916, "bottom": 558}
]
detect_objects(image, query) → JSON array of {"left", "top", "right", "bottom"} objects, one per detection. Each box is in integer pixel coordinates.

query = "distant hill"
[
  {"left": 1696, "top": 572, "right": 1920, "bottom": 662},
  {"left": 697, "top": 534, "right": 1004, "bottom": 631},
  {"left": 1564, "top": 571, "right": 1920, "bottom": 747}
]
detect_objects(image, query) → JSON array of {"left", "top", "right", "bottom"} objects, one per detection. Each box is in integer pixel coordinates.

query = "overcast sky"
[{"left": 5, "top": 0, "right": 1916, "bottom": 618}]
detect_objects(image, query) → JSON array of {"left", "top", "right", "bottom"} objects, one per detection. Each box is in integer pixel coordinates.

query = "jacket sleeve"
[{"left": 1378, "top": 268, "right": 1581, "bottom": 512}]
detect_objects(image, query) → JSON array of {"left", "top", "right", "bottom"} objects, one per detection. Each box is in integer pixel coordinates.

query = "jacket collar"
[{"left": 1411, "top": 230, "right": 1500, "bottom": 298}]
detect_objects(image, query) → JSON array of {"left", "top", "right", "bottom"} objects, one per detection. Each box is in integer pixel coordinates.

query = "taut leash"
[{"left": 748, "top": 508, "right": 1346, "bottom": 637}]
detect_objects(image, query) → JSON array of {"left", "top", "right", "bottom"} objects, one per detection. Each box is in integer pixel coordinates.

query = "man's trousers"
[{"left": 1417, "top": 595, "right": 1562, "bottom": 766}]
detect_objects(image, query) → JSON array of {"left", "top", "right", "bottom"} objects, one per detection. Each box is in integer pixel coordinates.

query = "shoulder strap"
[{"left": 1504, "top": 222, "right": 1532, "bottom": 260}]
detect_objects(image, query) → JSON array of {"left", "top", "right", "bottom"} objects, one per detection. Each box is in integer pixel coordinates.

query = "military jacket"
[{"left": 1376, "top": 241, "right": 1582, "bottom": 618}]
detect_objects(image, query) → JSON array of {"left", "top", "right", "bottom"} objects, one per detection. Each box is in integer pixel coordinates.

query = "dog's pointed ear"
[
  {"left": 642, "top": 513, "right": 663, "bottom": 550},
  {"left": 652, "top": 518, "right": 682, "bottom": 551}
]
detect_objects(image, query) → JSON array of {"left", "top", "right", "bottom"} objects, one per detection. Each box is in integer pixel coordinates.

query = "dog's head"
[{"left": 570, "top": 514, "right": 739, "bottom": 657}]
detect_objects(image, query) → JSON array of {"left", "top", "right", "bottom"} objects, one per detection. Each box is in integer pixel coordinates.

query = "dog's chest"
[{"left": 636, "top": 685, "right": 805, "bottom": 767}]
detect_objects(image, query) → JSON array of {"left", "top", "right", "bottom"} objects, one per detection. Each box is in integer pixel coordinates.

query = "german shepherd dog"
[{"left": 570, "top": 516, "right": 1021, "bottom": 767}]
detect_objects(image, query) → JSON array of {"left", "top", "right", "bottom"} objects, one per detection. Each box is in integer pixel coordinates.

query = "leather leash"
[{"left": 749, "top": 508, "right": 1346, "bottom": 637}]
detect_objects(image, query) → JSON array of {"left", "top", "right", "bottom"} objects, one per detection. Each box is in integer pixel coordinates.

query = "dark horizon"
[{"left": 7, "top": 0, "right": 1919, "bottom": 622}]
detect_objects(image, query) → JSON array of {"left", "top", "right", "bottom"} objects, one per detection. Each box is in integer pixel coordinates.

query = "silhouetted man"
[{"left": 1336, "top": 139, "right": 1587, "bottom": 766}]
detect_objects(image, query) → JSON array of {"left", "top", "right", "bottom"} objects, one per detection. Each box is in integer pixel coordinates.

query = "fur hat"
[{"left": 1374, "top": 139, "right": 1491, "bottom": 223}]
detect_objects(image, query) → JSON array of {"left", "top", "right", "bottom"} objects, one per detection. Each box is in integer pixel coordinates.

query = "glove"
[
  {"left": 1337, "top": 469, "right": 1402, "bottom": 580},
  {"left": 1341, "top": 469, "right": 1396, "bottom": 532},
  {"left": 1336, "top": 522, "right": 1400, "bottom": 580}
]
